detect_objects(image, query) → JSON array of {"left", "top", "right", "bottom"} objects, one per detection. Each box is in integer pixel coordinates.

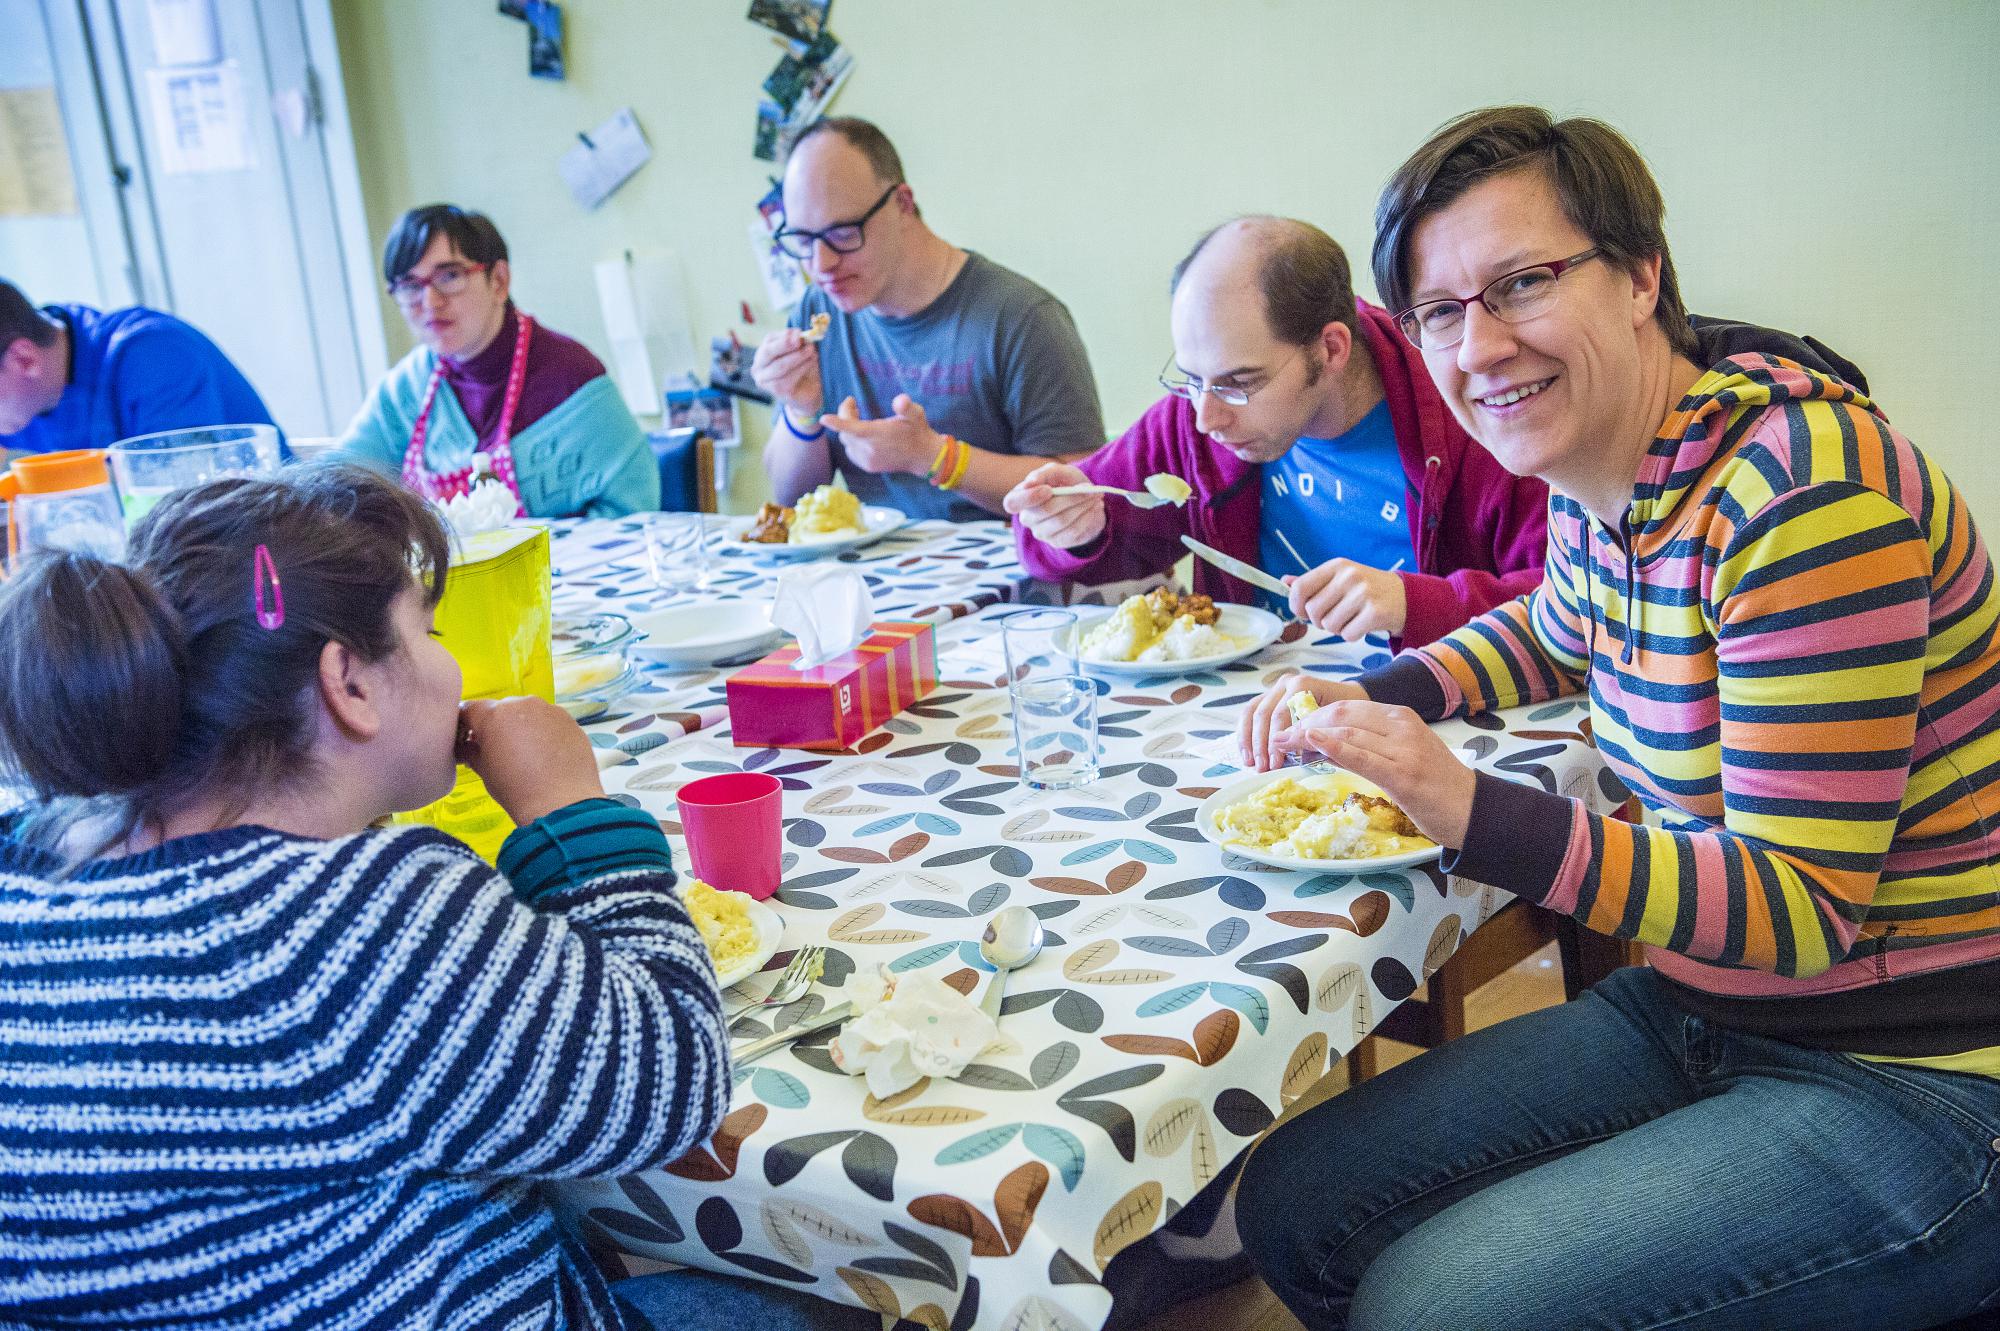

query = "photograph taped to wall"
[
  {"left": 746, "top": 0, "right": 829, "bottom": 45},
  {"left": 762, "top": 31, "right": 836, "bottom": 113},
  {"left": 526, "top": 0, "right": 564, "bottom": 79},
  {"left": 710, "top": 335, "right": 771, "bottom": 403},
  {"left": 664, "top": 383, "right": 741, "bottom": 445}
]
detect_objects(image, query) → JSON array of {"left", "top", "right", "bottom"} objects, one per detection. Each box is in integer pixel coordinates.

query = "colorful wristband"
[
  {"left": 780, "top": 405, "right": 827, "bottom": 441},
  {"left": 937, "top": 438, "right": 973, "bottom": 491},
  {"left": 925, "top": 435, "right": 957, "bottom": 481}
]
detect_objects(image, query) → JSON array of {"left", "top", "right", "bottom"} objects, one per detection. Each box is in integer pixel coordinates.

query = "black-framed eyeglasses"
[
  {"left": 1395, "top": 248, "right": 1602, "bottom": 351},
  {"left": 388, "top": 262, "right": 490, "bottom": 305},
  {"left": 773, "top": 184, "right": 900, "bottom": 260},
  {"left": 1158, "top": 347, "right": 1304, "bottom": 408}
]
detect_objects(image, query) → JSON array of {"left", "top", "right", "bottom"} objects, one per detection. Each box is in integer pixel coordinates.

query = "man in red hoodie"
[{"left": 1005, "top": 217, "right": 1546, "bottom": 647}]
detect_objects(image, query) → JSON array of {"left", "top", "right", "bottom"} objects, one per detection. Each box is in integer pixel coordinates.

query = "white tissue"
[
  {"left": 771, "top": 565, "right": 873, "bottom": 669},
  {"left": 829, "top": 968, "right": 1001, "bottom": 1099},
  {"left": 436, "top": 479, "right": 520, "bottom": 539}
]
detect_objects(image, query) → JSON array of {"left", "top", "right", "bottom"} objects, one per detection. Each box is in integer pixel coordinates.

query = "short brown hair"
[
  {"left": 0, "top": 280, "right": 59, "bottom": 351},
  {"left": 1372, "top": 107, "right": 1697, "bottom": 358},
  {"left": 792, "top": 116, "right": 906, "bottom": 186},
  {"left": 0, "top": 465, "right": 450, "bottom": 854},
  {"left": 1172, "top": 217, "right": 1357, "bottom": 346}
]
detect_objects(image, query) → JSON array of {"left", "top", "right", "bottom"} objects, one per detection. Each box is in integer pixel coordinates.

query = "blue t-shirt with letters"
[{"left": 1256, "top": 400, "right": 1414, "bottom": 612}]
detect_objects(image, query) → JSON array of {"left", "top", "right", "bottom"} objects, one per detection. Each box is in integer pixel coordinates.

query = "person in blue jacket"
[{"left": 0, "top": 280, "right": 277, "bottom": 456}]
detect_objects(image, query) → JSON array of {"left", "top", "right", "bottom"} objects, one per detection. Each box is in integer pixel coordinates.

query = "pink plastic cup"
[{"left": 676, "top": 771, "right": 783, "bottom": 900}]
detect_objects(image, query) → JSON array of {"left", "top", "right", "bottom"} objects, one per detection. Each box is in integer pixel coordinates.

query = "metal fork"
[{"left": 724, "top": 944, "right": 824, "bottom": 1020}]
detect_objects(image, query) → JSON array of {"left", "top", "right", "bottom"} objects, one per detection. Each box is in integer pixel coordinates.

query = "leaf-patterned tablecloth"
[{"left": 547, "top": 605, "right": 1627, "bottom": 1331}]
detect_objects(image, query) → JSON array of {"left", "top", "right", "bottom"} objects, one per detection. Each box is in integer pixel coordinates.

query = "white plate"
[
  {"left": 630, "top": 600, "right": 787, "bottom": 667},
  {"left": 1196, "top": 768, "right": 1444, "bottom": 872},
  {"left": 727, "top": 505, "right": 906, "bottom": 558},
  {"left": 710, "top": 895, "right": 786, "bottom": 990},
  {"left": 1060, "top": 603, "right": 1285, "bottom": 676}
]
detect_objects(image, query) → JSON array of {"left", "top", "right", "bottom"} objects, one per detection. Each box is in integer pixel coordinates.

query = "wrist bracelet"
[
  {"left": 937, "top": 437, "right": 973, "bottom": 491},
  {"left": 780, "top": 405, "right": 827, "bottom": 441},
  {"left": 925, "top": 436, "right": 955, "bottom": 481}
]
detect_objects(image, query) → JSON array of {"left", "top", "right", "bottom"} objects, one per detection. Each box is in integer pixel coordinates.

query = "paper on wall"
[
  {"left": 145, "top": 62, "right": 255, "bottom": 174},
  {"left": 0, "top": 87, "right": 79, "bottom": 218},
  {"left": 145, "top": 0, "right": 222, "bottom": 67},
  {"left": 594, "top": 252, "right": 698, "bottom": 417},
  {"left": 559, "top": 107, "right": 649, "bottom": 211}
]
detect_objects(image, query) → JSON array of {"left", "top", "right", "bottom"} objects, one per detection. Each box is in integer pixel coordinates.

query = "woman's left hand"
[{"left": 1285, "top": 699, "right": 1478, "bottom": 848}]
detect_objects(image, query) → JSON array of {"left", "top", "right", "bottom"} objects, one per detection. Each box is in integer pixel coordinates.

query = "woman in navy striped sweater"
[{"left": 0, "top": 466, "right": 863, "bottom": 1328}]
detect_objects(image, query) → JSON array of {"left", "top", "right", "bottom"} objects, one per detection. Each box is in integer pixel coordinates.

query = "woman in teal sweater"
[{"left": 335, "top": 204, "right": 658, "bottom": 517}]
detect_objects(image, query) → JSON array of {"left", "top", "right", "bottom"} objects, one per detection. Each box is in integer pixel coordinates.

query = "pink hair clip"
[{"left": 252, "top": 543, "right": 285, "bottom": 630}]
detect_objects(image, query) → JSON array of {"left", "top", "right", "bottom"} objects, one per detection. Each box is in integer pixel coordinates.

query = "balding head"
[{"left": 1172, "top": 217, "right": 1356, "bottom": 346}]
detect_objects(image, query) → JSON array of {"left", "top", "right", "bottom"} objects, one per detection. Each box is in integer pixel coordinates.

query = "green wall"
[{"left": 330, "top": 0, "right": 2000, "bottom": 517}]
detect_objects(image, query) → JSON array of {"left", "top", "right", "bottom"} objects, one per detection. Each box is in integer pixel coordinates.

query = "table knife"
[
  {"left": 1180, "top": 536, "right": 1293, "bottom": 603},
  {"left": 732, "top": 1000, "right": 855, "bottom": 1067}
]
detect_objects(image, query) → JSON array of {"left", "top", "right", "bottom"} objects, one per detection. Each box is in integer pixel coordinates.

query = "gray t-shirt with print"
[{"left": 791, "top": 251, "right": 1105, "bottom": 522}]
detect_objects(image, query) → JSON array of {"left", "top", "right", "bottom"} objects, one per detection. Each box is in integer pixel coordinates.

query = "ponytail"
[{"left": 0, "top": 552, "right": 186, "bottom": 797}]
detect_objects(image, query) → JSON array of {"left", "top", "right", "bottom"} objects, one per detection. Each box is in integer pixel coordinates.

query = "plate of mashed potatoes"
[
  {"left": 681, "top": 879, "right": 785, "bottom": 989},
  {"left": 1196, "top": 768, "right": 1441, "bottom": 871},
  {"left": 732, "top": 483, "right": 905, "bottom": 558},
  {"left": 1062, "top": 589, "right": 1282, "bottom": 675}
]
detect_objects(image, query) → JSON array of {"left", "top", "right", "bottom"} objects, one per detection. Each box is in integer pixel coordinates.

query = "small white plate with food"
[
  {"left": 728, "top": 488, "right": 906, "bottom": 558},
  {"left": 629, "top": 600, "right": 787, "bottom": 667},
  {"left": 683, "top": 880, "right": 787, "bottom": 990},
  {"left": 1196, "top": 767, "right": 1443, "bottom": 872},
  {"left": 1059, "top": 589, "right": 1284, "bottom": 676}
]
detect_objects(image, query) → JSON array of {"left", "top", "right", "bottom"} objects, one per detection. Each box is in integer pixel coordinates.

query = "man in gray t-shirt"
[{"left": 751, "top": 117, "right": 1104, "bottom": 522}]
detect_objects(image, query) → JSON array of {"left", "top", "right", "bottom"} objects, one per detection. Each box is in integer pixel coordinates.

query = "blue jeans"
[
  {"left": 611, "top": 1266, "right": 882, "bottom": 1330},
  {"left": 1236, "top": 967, "right": 2000, "bottom": 1330}
]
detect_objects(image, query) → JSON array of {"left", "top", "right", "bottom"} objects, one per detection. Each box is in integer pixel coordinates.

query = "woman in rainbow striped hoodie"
[{"left": 1233, "top": 108, "right": 2000, "bottom": 1330}]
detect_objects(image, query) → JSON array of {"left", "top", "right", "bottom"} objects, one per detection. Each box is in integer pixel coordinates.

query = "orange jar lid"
[{"left": 5, "top": 449, "right": 111, "bottom": 494}]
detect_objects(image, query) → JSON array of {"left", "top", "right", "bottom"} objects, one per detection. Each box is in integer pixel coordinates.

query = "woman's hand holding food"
[
  {"left": 1237, "top": 674, "right": 1367, "bottom": 772},
  {"left": 1286, "top": 699, "right": 1476, "bottom": 849},
  {"left": 456, "top": 697, "right": 607, "bottom": 827}
]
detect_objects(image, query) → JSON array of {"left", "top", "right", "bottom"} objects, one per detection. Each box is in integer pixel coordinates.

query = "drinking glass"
[
  {"left": 644, "top": 511, "right": 716, "bottom": 590},
  {"left": 1001, "top": 608, "right": 1099, "bottom": 791},
  {"left": 106, "top": 424, "right": 282, "bottom": 525}
]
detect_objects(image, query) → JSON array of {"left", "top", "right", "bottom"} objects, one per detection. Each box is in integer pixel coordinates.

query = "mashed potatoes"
[
  {"left": 1077, "top": 590, "right": 1250, "bottom": 663},
  {"left": 1142, "top": 472, "right": 1192, "bottom": 505},
  {"left": 789, "top": 482, "right": 867, "bottom": 542},
  {"left": 1213, "top": 773, "right": 1433, "bottom": 861},
  {"left": 682, "top": 879, "right": 760, "bottom": 971}
]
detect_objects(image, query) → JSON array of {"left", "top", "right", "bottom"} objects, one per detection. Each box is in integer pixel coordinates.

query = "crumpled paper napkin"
[{"left": 829, "top": 967, "right": 1001, "bottom": 1099}]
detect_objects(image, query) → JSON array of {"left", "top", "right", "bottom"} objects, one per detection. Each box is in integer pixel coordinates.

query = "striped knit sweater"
[
  {"left": 0, "top": 799, "right": 730, "bottom": 1329},
  {"left": 1367, "top": 355, "right": 2000, "bottom": 1055}
]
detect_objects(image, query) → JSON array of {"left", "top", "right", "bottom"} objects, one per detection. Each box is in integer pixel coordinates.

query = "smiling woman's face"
[{"left": 1406, "top": 166, "right": 1660, "bottom": 486}]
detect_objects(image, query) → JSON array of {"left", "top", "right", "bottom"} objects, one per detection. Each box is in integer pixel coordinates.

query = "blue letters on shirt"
[{"left": 1257, "top": 400, "right": 1413, "bottom": 612}]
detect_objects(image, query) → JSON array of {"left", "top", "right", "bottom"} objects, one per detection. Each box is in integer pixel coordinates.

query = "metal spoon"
[
  {"left": 1047, "top": 483, "right": 1174, "bottom": 510},
  {"left": 977, "top": 906, "right": 1047, "bottom": 1024}
]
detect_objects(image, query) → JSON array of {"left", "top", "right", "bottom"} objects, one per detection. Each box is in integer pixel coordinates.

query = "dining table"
[{"left": 542, "top": 514, "right": 1628, "bottom": 1331}]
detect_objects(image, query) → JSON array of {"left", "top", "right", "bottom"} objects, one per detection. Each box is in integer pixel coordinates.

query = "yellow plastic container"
[{"left": 394, "top": 526, "right": 554, "bottom": 861}]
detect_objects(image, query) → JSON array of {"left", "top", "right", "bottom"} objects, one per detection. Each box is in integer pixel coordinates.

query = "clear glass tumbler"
[
  {"left": 644, "top": 510, "right": 716, "bottom": 591},
  {"left": 1001, "top": 608, "right": 1099, "bottom": 791}
]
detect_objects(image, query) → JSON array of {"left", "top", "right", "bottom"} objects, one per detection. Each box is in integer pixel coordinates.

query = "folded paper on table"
[
  {"left": 725, "top": 620, "right": 936, "bottom": 751},
  {"left": 830, "top": 968, "right": 1001, "bottom": 1099}
]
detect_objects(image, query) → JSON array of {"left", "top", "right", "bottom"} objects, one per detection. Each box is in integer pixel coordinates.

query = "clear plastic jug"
[
  {"left": 107, "top": 424, "right": 282, "bottom": 526},
  {"left": 0, "top": 450, "right": 126, "bottom": 565}
]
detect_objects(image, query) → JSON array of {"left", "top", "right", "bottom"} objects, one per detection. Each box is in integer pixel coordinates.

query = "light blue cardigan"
[{"left": 334, "top": 348, "right": 658, "bottom": 517}]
